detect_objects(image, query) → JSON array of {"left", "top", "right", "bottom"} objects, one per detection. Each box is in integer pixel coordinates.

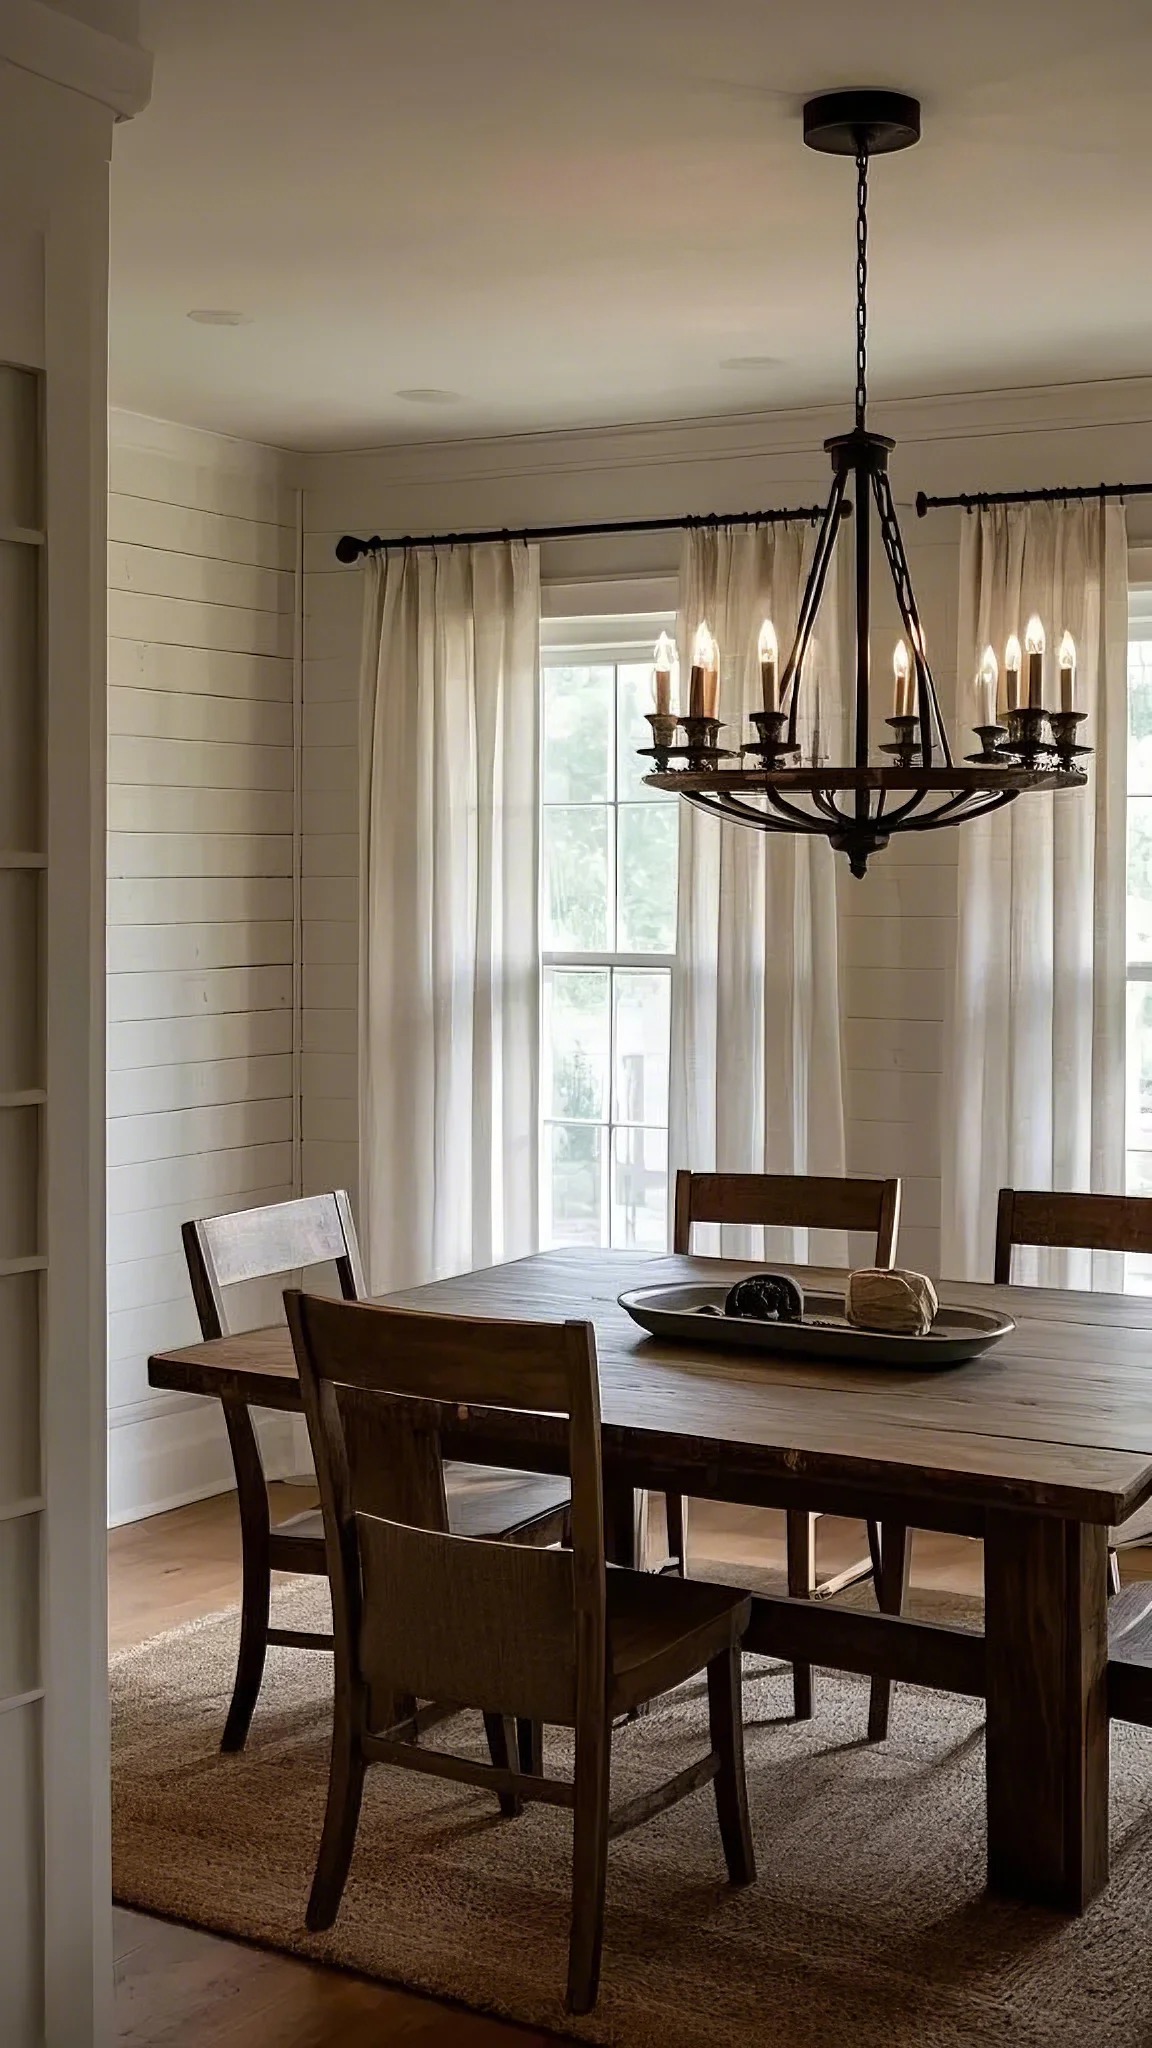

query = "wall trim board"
[
  {"left": 110, "top": 406, "right": 301, "bottom": 481},
  {"left": 1, "top": 1, "right": 153, "bottom": 117}
]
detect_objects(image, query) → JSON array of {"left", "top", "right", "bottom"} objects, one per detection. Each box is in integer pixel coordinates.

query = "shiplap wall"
[
  {"left": 107, "top": 412, "right": 299, "bottom": 1524},
  {"left": 300, "top": 380, "right": 1152, "bottom": 1282}
]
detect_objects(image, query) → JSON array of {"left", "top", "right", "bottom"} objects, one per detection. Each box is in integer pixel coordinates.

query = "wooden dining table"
[{"left": 148, "top": 1245, "right": 1152, "bottom": 1917}]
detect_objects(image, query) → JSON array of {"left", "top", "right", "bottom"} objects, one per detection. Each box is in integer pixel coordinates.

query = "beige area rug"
[{"left": 112, "top": 1576, "right": 1152, "bottom": 2048}]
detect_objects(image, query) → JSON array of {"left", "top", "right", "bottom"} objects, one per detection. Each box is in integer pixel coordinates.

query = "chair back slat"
[
  {"left": 285, "top": 1291, "right": 604, "bottom": 1734},
  {"left": 994, "top": 1188, "right": 1152, "bottom": 1284},
  {"left": 674, "top": 1171, "right": 901, "bottom": 1269},
  {"left": 183, "top": 1190, "right": 364, "bottom": 1339}
]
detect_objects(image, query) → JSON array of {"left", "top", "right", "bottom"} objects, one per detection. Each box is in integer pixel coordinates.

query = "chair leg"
[
  {"left": 867, "top": 1522, "right": 912, "bottom": 1743},
  {"left": 707, "top": 1647, "right": 756, "bottom": 1886},
  {"left": 665, "top": 1493, "right": 688, "bottom": 1576},
  {"left": 786, "top": 1510, "right": 817, "bottom": 1720},
  {"left": 567, "top": 1722, "right": 611, "bottom": 2016},
  {"left": 516, "top": 1717, "right": 543, "bottom": 1777},
  {"left": 483, "top": 1713, "right": 524, "bottom": 1818},
  {"left": 306, "top": 1706, "right": 366, "bottom": 1932},
  {"left": 221, "top": 1401, "right": 273, "bottom": 1753},
  {"left": 1109, "top": 1547, "right": 1122, "bottom": 1596}
]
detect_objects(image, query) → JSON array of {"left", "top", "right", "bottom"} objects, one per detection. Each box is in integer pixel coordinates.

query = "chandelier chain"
[{"left": 855, "top": 144, "right": 869, "bottom": 429}]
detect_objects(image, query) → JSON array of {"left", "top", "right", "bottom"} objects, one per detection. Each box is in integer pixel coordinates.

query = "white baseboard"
[{"left": 107, "top": 1403, "right": 298, "bottom": 1527}]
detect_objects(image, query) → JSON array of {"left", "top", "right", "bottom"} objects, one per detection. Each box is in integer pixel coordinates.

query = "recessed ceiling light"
[
  {"left": 186, "top": 308, "right": 250, "bottom": 326},
  {"left": 395, "top": 387, "right": 463, "bottom": 405},
  {"left": 720, "top": 354, "right": 784, "bottom": 371}
]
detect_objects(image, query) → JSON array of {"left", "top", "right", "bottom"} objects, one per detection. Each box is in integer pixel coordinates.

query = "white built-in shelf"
[
  {"left": 0, "top": 524, "right": 45, "bottom": 547},
  {"left": 0, "top": 852, "right": 46, "bottom": 869},
  {"left": 0, "top": 1255, "right": 48, "bottom": 1280},
  {"left": 0, "top": 1689, "right": 46, "bottom": 1720},
  {"left": 0, "top": 1091, "right": 46, "bottom": 1110}
]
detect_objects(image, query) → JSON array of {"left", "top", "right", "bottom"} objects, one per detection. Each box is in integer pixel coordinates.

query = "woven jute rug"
[{"left": 111, "top": 1577, "right": 1152, "bottom": 2047}]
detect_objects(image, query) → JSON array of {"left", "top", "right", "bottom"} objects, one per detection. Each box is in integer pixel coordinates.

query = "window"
[
  {"left": 1126, "top": 586, "right": 1152, "bottom": 1286},
  {"left": 540, "top": 631, "right": 678, "bottom": 1251}
]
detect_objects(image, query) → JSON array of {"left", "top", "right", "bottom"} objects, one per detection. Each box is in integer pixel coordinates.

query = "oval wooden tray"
[{"left": 617, "top": 1284, "right": 1014, "bottom": 1369}]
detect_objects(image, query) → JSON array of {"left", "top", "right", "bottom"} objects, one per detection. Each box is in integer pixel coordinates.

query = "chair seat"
[
  {"left": 606, "top": 1566, "right": 751, "bottom": 1716},
  {"left": 268, "top": 1463, "right": 569, "bottom": 1562},
  {"left": 1112, "top": 1496, "right": 1152, "bottom": 1550}
]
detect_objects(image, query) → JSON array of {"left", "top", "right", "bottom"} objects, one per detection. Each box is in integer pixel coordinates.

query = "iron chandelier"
[{"left": 639, "top": 90, "right": 1089, "bottom": 876}]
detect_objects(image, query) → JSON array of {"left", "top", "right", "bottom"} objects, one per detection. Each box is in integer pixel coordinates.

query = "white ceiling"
[{"left": 109, "top": 0, "right": 1152, "bottom": 451}]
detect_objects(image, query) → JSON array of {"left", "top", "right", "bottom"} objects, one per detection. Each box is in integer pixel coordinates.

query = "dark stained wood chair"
[
  {"left": 182, "top": 1192, "right": 570, "bottom": 1752},
  {"left": 666, "top": 1169, "right": 903, "bottom": 1727},
  {"left": 285, "top": 1288, "right": 755, "bottom": 2017},
  {"left": 994, "top": 1186, "right": 1152, "bottom": 1581}
]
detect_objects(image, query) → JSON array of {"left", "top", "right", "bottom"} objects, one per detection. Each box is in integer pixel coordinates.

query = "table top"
[{"left": 148, "top": 1247, "right": 1152, "bottom": 1526}]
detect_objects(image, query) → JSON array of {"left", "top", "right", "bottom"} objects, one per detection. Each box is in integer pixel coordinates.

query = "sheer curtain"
[
  {"left": 669, "top": 522, "right": 848, "bottom": 1261},
  {"left": 358, "top": 542, "right": 540, "bottom": 1292},
  {"left": 941, "top": 501, "right": 1129, "bottom": 1285}
]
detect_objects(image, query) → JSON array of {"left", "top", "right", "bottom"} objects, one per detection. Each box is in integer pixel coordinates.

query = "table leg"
[
  {"left": 603, "top": 1476, "right": 649, "bottom": 1568},
  {"left": 983, "top": 1510, "right": 1109, "bottom": 1911}
]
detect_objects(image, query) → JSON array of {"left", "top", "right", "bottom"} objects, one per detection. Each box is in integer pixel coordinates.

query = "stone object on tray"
[
  {"left": 722, "top": 1273, "right": 805, "bottom": 1323},
  {"left": 845, "top": 1267, "right": 939, "bottom": 1337}
]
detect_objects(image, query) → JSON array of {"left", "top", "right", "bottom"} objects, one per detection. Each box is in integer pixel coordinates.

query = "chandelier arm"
[
  {"left": 895, "top": 788, "right": 1017, "bottom": 832},
  {"left": 781, "top": 473, "right": 847, "bottom": 747},
  {"left": 684, "top": 791, "right": 829, "bottom": 835},
  {"left": 872, "top": 786, "right": 934, "bottom": 828},
  {"left": 871, "top": 466, "right": 953, "bottom": 768},
  {"left": 759, "top": 788, "right": 842, "bottom": 831}
]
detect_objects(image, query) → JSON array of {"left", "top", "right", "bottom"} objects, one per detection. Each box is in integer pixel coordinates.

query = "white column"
[{"left": 0, "top": 9, "right": 150, "bottom": 2043}]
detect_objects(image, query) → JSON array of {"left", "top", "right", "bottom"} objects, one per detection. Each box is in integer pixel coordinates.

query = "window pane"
[
  {"left": 545, "top": 1122, "right": 606, "bottom": 1247},
  {"left": 616, "top": 802, "right": 678, "bottom": 953},
  {"left": 543, "top": 665, "right": 613, "bottom": 803},
  {"left": 613, "top": 969, "right": 671, "bottom": 1127},
  {"left": 543, "top": 805, "right": 610, "bottom": 951},
  {"left": 1128, "top": 798, "right": 1152, "bottom": 962},
  {"left": 617, "top": 660, "right": 669, "bottom": 801},
  {"left": 611, "top": 1126, "right": 668, "bottom": 1250},
  {"left": 544, "top": 968, "right": 609, "bottom": 1122},
  {"left": 1129, "top": 644, "right": 1152, "bottom": 796},
  {"left": 1126, "top": 982, "right": 1152, "bottom": 1147}
]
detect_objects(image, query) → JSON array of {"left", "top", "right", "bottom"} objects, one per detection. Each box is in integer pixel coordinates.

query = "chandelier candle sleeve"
[
  {"left": 979, "top": 645, "right": 999, "bottom": 727},
  {"left": 758, "top": 618, "right": 779, "bottom": 712},
  {"left": 689, "top": 622, "right": 719, "bottom": 719},
  {"left": 652, "top": 630, "right": 678, "bottom": 717},
  {"left": 1025, "top": 616, "right": 1045, "bottom": 710},
  {"left": 1059, "top": 630, "right": 1076, "bottom": 712},
  {"left": 1005, "top": 634, "right": 1023, "bottom": 712}
]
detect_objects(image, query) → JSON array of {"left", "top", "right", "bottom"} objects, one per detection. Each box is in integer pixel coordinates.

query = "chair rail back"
[
  {"left": 285, "top": 1292, "right": 605, "bottom": 1730},
  {"left": 673, "top": 1170, "right": 901, "bottom": 1269},
  {"left": 183, "top": 1190, "right": 365, "bottom": 1339},
  {"left": 993, "top": 1187, "right": 1152, "bottom": 1284}
]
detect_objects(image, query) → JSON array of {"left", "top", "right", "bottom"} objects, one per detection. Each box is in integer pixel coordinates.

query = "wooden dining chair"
[
  {"left": 994, "top": 1185, "right": 1152, "bottom": 1580},
  {"left": 667, "top": 1169, "right": 903, "bottom": 1725},
  {"left": 285, "top": 1288, "right": 755, "bottom": 2016},
  {"left": 182, "top": 1191, "right": 570, "bottom": 1752}
]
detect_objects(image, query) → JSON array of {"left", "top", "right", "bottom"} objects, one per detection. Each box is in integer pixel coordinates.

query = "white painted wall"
[
  {"left": 0, "top": 6, "right": 150, "bottom": 2041},
  {"left": 107, "top": 412, "right": 300, "bottom": 1523},
  {"left": 300, "top": 379, "right": 1152, "bottom": 1281}
]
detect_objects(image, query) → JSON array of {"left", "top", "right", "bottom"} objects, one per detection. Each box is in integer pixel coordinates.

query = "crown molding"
[
  {"left": 109, "top": 406, "right": 301, "bottom": 481},
  {"left": 0, "top": 0, "right": 152, "bottom": 117},
  {"left": 303, "top": 377, "right": 1152, "bottom": 496}
]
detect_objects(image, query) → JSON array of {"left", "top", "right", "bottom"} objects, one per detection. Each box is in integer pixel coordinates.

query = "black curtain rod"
[
  {"left": 916, "top": 481, "right": 1152, "bottom": 517},
  {"left": 334, "top": 501, "right": 832, "bottom": 563}
]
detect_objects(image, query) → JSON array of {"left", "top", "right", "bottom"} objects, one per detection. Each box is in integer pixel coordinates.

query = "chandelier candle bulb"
[
  {"left": 652, "top": 630, "right": 678, "bottom": 717},
  {"left": 893, "top": 639, "right": 912, "bottom": 718},
  {"left": 1025, "top": 616, "right": 1045, "bottom": 710},
  {"left": 1005, "top": 634, "right": 1023, "bottom": 712},
  {"left": 1059, "top": 630, "right": 1077, "bottom": 712},
  {"left": 979, "top": 644, "right": 999, "bottom": 728},
  {"left": 758, "top": 618, "right": 779, "bottom": 712}
]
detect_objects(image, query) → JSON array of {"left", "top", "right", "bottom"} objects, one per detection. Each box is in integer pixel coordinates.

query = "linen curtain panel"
[
  {"left": 670, "top": 522, "right": 849, "bottom": 1261},
  {"left": 941, "top": 500, "right": 1129, "bottom": 1286},
  {"left": 358, "top": 541, "right": 541, "bottom": 1292}
]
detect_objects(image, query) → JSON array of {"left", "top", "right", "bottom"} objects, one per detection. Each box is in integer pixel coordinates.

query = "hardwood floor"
[{"left": 109, "top": 1488, "right": 1151, "bottom": 2044}]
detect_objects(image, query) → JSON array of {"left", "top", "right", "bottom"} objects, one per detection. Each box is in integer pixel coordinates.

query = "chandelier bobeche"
[{"left": 638, "top": 90, "right": 1089, "bottom": 877}]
